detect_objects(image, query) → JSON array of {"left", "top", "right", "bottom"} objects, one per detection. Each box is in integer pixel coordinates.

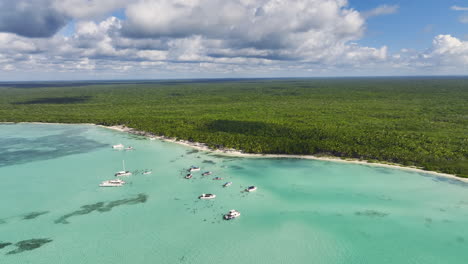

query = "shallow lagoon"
[{"left": 0, "top": 123, "right": 467, "bottom": 263}]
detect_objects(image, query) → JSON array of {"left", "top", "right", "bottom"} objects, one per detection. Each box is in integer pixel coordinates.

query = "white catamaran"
[{"left": 115, "top": 160, "right": 132, "bottom": 177}]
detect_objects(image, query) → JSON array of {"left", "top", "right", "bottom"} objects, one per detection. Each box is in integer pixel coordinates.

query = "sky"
[{"left": 0, "top": 0, "right": 467, "bottom": 81}]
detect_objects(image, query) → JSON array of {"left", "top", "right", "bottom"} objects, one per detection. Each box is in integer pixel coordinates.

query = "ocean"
[{"left": 0, "top": 123, "right": 467, "bottom": 263}]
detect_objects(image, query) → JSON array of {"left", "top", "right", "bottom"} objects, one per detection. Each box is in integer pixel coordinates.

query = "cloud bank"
[{"left": 0, "top": 0, "right": 465, "bottom": 79}]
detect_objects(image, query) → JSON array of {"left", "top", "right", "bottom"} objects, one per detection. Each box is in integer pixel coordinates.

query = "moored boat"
[
  {"left": 112, "top": 143, "right": 124, "bottom": 149},
  {"left": 201, "top": 171, "right": 212, "bottom": 176},
  {"left": 223, "top": 182, "right": 232, "bottom": 187},
  {"left": 188, "top": 166, "right": 200, "bottom": 172},
  {"left": 224, "top": 209, "right": 241, "bottom": 220},
  {"left": 213, "top": 177, "right": 223, "bottom": 180},
  {"left": 115, "top": 160, "right": 132, "bottom": 176},
  {"left": 185, "top": 173, "right": 193, "bottom": 179},
  {"left": 245, "top": 186, "right": 257, "bottom": 192},
  {"left": 99, "top": 179, "right": 125, "bottom": 187},
  {"left": 198, "top": 193, "right": 216, "bottom": 199}
]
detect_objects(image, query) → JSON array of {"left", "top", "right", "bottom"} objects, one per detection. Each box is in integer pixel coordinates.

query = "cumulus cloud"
[
  {"left": 0, "top": 0, "right": 465, "bottom": 79},
  {"left": 122, "top": 0, "right": 364, "bottom": 46},
  {"left": 362, "top": 4, "right": 399, "bottom": 18},
  {"left": 428, "top": 35, "right": 468, "bottom": 66},
  {"left": 0, "top": 0, "right": 131, "bottom": 38},
  {"left": 0, "top": 0, "right": 68, "bottom": 37},
  {"left": 115, "top": 0, "right": 385, "bottom": 65}
]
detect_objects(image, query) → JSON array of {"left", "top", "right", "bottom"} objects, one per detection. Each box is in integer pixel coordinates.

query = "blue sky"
[
  {"left": 352, "top": 0, "right": 468, "bottom": 52},
  {"left": 0, "top": 0, "right": 467, "bottom": 80}
]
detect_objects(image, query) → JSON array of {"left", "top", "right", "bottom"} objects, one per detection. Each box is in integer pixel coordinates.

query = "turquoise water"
[{"left": 0, "top": 123, "right": 467, "bottom": 263}]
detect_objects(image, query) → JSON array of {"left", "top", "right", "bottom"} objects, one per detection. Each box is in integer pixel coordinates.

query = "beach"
[{"left": 102, "top": 124, "right": 468, "bottom": 183}]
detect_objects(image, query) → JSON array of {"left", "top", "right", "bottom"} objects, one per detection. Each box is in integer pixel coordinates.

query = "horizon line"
[{"left": 1, "top": 75, "right": 468, "bottom": 83}]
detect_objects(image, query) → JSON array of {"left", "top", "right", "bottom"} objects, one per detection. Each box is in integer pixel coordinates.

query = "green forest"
[{"left": 0, "top": 78, "right": 467, "bottom": 177}]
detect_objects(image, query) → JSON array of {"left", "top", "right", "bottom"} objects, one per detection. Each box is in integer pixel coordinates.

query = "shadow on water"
[
  {"left": 55, "top": 194, "right": 148, "bottom": 224},
  {"left": 6, "top": 238, "right": 52, "bottom": 255},
  {"left": 0, "top": 130, "right": 107, "bottom": 167},
  {"left": 12, "top": 96, "right": 92, "bottom": 105}
]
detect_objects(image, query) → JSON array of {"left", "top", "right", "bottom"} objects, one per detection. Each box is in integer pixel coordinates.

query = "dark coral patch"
[
  {"left": 23, "top": 211, "right": 49, "bottom": 220},
  {"left": 0, "top": 242, "right": 12, "bottom": 249},
  {"left": 54, "top": 202, "right": 105, "bottom": 224},
  {"left": 6, "top": 238, "right": 52, "bottom": 255},
  {"left": 55, "top": 194, "right": 148, "bottom": 224},
  {"left": 355, "top": 210, "right": 388, "bottom": 217}
]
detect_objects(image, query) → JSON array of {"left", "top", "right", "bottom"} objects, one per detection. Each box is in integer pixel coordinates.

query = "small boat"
[
  {"left": 185, "top": 174, "right": 193, "bottom": 179},
  {"left": 198, "top": 193, "right": 216, "bottom": 200},
  {"left": 125, "top": 146, "right": 134, "bottom": 151},
  {"left": 188, "top": 166, "right": 200, "bottom": 172},
  {"left": 99, "top": 179, "right": 125, "bottom": 187},
  {"left": 201, "top": 171, "right": 212, "bottom": 176},
  {"left": 245, "top": 186, "right": 257, "bottom": 192},
  {"left": 213, "top": 177, "right": 223, "bottom": 180},
  {"left": 143, "top": 170, "right": 152, "bottom": 175},
  {"left": 115, "top": 160, "right": 132, "bottom": 177},
  {"left": 112, "top": 144, "right": 124, "bottom": 149},
  {"left": 224, "top": 209, "right": 241, "bottom": 220},
  {"left": 223, "top": 182, "right": 232, "bottom": 187}
]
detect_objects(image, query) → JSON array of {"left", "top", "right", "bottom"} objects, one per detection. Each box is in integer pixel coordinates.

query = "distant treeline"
[{"left": 1, "top": 78, "right": 467, "bottom": 177}]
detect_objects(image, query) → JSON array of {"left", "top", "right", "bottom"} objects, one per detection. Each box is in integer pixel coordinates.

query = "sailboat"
[{"left": 115, "top": 160, "right": 132, "bottom": 177}]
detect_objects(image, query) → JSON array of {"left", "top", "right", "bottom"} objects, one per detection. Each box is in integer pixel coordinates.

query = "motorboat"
[
  {"left": 213, "top": 177, "right": 223, "bottom": 180},
  {"left": 223, "top": 182, "right": 232, "bottom": 187},
  {"left": 198, "top": 193, "right": 216, "bottom": 200},
  {"left": 115, "top": 160, "right": 132, "bottom": 177},
  {"left": 112, "top": 144, "right": 124, "bottom": 149},
  {"left": 224, "top": 209, "right": 241, "bottom": 220},
  {"left": 185, "top": 173, "right": 193, "bottom": 179},
  {"left": 245, "top": 186, "right": 257, "bottom": 192},
  {"left": 99, "top": 179, "right": 125, "bottom": 187},
  {"left": 201, "top": 171, "right": 212, "bottom": 176},
  {"left": 143, "top": 170, "right": 152, "bottom": 175},
  {"left": 188, "top": 166, "right": 200, "bottom": 172}
]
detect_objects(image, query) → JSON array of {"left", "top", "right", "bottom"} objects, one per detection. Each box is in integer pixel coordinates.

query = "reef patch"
[
  {"left": 6, "top": 238, "right": 52, "bottom": 255},
  {"left": 355, "top": 210, "right": 388, "bottom": 218},
  {"left": 23, "top": 211, "right": 49, "bottom": 220},
  {"left": 55, "top": 194, "right": 148, "bottom": 224}
]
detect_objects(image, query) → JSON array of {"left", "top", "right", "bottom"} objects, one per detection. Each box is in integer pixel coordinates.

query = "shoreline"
[
  {"left": 102, "top": 124, "right": 468, "bottom": 183},
  {"left": 2, "top": 121, "right": 466, "bottom": 182}
]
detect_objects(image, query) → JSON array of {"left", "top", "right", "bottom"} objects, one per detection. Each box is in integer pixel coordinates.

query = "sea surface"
[{"left": 0, "top": 123, "right": 467, "bottom": 264}]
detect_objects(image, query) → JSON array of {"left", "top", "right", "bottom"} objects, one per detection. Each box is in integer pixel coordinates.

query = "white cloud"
[
  {"left": 122, "top": 0, "right": 365, "bottom": 47},
  {"left": 428, "top": 34, "right": 468, "bottom": 65},
  {"left": 451, "top": 5, "right": 468, "bottom": 11},
  {"left": 363, "top": 4, "right": 399, "bottom": 18},
  {"left": 1, "top": 0, "right": 467, "bottom": 79}
]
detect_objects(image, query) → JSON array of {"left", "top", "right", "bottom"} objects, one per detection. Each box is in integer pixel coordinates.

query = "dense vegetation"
[{"left": 0, "top": 78, "right": 467, "bottom": 177}]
